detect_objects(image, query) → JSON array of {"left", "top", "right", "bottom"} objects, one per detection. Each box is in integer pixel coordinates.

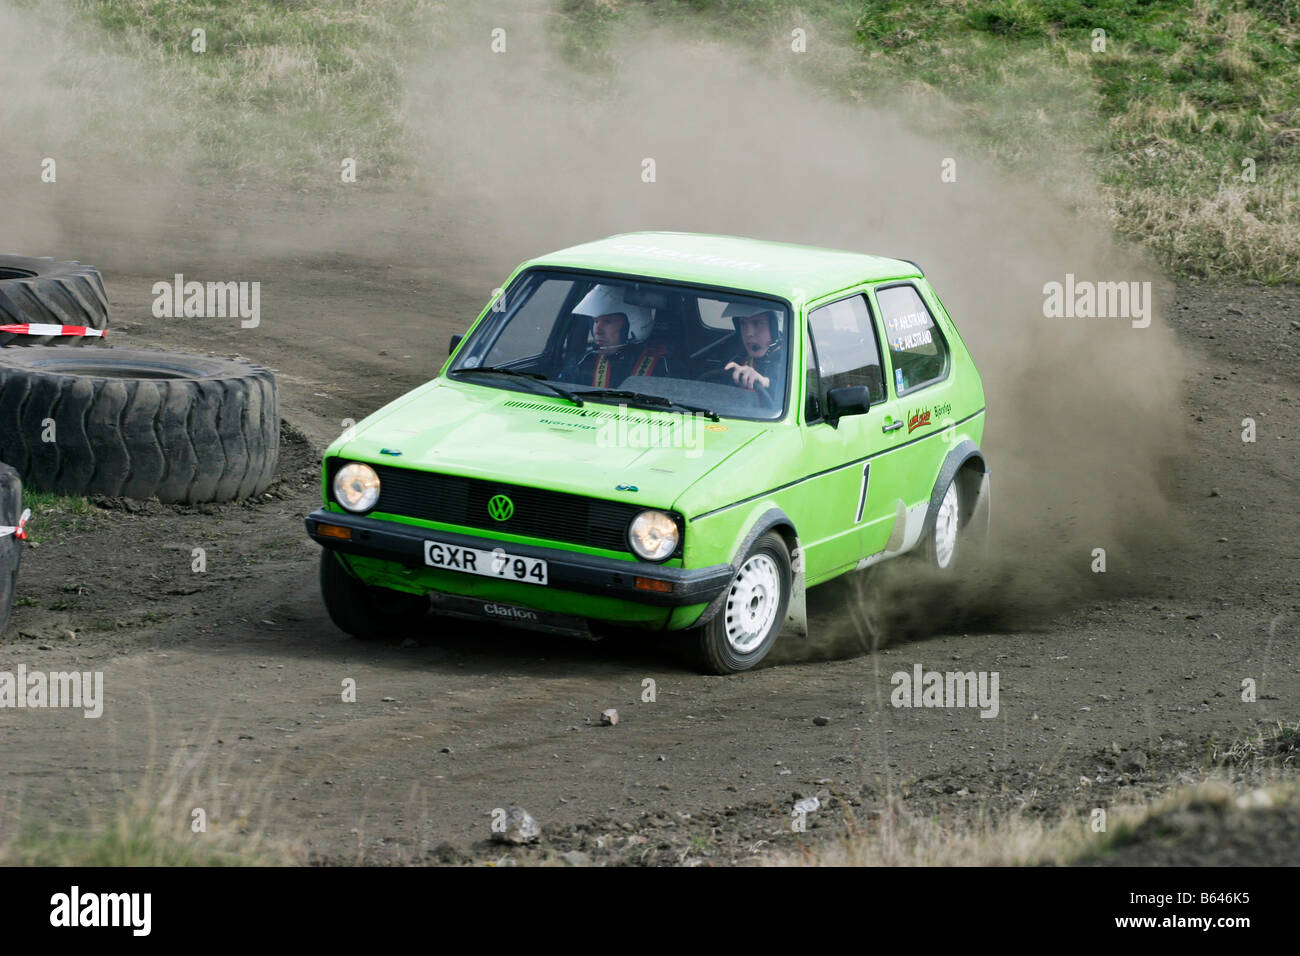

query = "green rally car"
[{"left": 306, "top": 232, "right": 990, "bottom": 673}]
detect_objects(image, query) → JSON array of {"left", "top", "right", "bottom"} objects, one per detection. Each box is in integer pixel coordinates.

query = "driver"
[
  {"left": 558, "top": 284, "right": 670, "bottom": 387},
  {"left": 720, "top": 304, "right": 783, "bottom": 392}
]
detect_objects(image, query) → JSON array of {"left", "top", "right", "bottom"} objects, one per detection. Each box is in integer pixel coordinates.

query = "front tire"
[
  {"left": 689, "top": 531, "right": 791, "bottom": 674},
  {"left": 319, "top": 550, "right": 429, "bottom": 641}
]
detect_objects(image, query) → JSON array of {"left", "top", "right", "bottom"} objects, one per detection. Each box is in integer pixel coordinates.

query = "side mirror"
[
  {"left": 449, "top": 333, "right": 463, "bottom": 356},
  {"left": 825, "top": 385, "right": 872, "bottom": 423}
]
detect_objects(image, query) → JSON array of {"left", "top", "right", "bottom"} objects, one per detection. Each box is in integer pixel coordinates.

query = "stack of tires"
[{"left": 0, "top": 256, "right": 282, "bottom": 633}]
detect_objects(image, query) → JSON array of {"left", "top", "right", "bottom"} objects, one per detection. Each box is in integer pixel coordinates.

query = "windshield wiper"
[
  {"left": 448, "top": 366, "right": 584, "bottom": 406},
  {"left": 577, "top": 388, "right": 719, "bottom": 422}
]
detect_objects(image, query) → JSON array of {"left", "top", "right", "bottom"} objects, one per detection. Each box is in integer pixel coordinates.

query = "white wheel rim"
[
  {"left": 934, "top": 483, "right": 959, "bottom": 569},
  {"left": 724, "top": 553, "right": 781, "bottom": 654}
]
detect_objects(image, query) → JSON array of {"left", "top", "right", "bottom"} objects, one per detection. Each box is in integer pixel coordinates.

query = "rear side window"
[
  {"left": 877, "top": 283, "right": 948, "bottom": 395},
  {"left": 697, "top": 297, "right": 733, "bottom": 329},
  {"left": 807, "top": 295, "right": 887, "bottom": 407}
]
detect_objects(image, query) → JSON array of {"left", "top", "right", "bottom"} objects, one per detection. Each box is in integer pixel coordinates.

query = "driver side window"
[
  {"left": 806, "top": 295, "right": 887, "bottom": 413},
  {"left": 468, "top": 276, "right": 574, "bottom": 371}
]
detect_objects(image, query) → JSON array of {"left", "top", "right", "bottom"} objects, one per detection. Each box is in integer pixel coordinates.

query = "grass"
[
  {"left": 780, "top": 720, "right": 1300, "bottom": 865},
  {"left": 1213, "top": 718, "right": 1299, "bottom": 770},
  {"left": 31, "top": 0, "right": 433, "bottom": 186},
  {"left": 17, "top": 490, "right": 97, "bottom": 545},
  {"left": 84, "top": 610, "right": 169, "bottom": 632},
  {"left": 6, "top": 810, "right": 261, "bottom": 865},
  {"left": 865, "top": 0, "right": 1300, "bottom": 282},
  {"left": 780, "top": 777, "right": 1299, "bottom": 866},
  {"left": 0, "top": 738, "right": 303, "bottom": 865}
]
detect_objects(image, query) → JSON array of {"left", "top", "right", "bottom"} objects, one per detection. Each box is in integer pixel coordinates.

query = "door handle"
[{"left": 882, "top": 421, "right": 903, "bottom": 433}]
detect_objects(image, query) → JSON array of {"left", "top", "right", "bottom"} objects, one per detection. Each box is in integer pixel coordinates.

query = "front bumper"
[{"left": 305, "top": 509, "right": 735, "bottom": 608}]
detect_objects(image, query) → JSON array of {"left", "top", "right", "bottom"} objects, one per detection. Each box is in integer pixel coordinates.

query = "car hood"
[{"left": 334, "top": 378, "right": 771, "bottom": 507}]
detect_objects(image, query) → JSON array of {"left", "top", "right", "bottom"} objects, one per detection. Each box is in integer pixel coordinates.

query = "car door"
[
  {"left": 865, "top": 280, "right": 956, "bottom": 551},
  {"left": 796, "top": 292, "right": 900, "bottom": 580}
]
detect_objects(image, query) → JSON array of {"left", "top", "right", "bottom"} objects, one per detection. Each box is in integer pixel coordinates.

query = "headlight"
[
  {"left": 333, "top": 462, "right": 380, "bottom": 513},
  {"left": 628, "top": 510, "right": 679, "bottom": 561}
]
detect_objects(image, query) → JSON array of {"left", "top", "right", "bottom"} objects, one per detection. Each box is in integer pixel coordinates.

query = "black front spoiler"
[
  {"left": 305, "top": 509, "right": 734, "bottom": 608},
  {"left": 427, "top": 592, "right": 595, "bottom": 639}
]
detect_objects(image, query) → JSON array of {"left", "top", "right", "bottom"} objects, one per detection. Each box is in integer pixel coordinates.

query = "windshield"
[{"left": 448, "top": 269, "right": 792, "bottom": 421}]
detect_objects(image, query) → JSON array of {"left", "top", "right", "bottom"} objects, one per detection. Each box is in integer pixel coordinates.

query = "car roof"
[{"left": 522, "top": 231, "right": 922, "bottom": 303}]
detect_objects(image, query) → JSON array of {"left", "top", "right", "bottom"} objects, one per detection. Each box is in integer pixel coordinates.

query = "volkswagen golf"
[{"left": 305, "top": 232, "right": 990, "bottom": 672}]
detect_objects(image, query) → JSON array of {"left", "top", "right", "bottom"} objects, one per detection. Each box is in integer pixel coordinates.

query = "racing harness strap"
[
  {"left": 589, "top": 346, "right": 666, "bottom": 386},
  {"left": 632, "top": 346, "right": 666, "bottom": 378}
]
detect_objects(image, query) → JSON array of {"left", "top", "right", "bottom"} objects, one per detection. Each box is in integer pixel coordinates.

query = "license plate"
[{"left": 423, "top": 539, "right": 548, "bottom": 585}]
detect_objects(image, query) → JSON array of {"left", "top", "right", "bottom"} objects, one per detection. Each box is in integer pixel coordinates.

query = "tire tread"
[
  {"left": 0, "top": 348, "right": 278, "bottom": 503},
  {"left": 0, "top": 257, "right": 109, "bottom": 348}
]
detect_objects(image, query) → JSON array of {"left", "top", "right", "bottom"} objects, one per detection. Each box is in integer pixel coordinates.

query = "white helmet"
[
  {"left": 573, "top": 284, "right": 655, "bottom": 345},
  {"left": 721, "top": 300, "right": 784, "bottom": 342}
]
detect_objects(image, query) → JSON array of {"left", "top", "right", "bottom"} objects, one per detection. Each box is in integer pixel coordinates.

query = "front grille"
[{"left": 334, "top": 461, "right": 657, "bottom": 555}]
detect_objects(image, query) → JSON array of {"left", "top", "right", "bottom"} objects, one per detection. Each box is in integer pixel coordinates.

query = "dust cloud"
[
  {"left": 0, "top": 0, "right": 1187, "bottom": 652},
  {"left": 404, "top": 4, "right": 1187, "bottom": 650},
  {"left": 0, "top": 2, "right": 199, "bottom": 271}
]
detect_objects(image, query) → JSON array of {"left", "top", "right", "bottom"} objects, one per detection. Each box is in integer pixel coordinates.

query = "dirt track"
[{"left": 0, "top": 232, "right": 1296, "bottom": 864}]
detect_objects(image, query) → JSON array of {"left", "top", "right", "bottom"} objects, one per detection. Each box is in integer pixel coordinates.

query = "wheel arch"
[
  {"left": 922, "top": 440, "right": 990, "bottom": 543},
  {"left": 693, "top": 507, "right": 800, "bottom": 629}
]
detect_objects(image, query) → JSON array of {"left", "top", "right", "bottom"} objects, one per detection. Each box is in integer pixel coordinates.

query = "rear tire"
[
  {"left": 688, "top": 531, "right": 791, "bottom": 674},
  {"left": 924, "top": 479, "right": 961, "bottom": 570},
  {"left": 319, "top": 550, "right": 428, "bottom": 641}
]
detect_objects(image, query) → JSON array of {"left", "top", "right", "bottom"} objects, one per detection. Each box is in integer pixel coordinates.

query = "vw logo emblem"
[{"left": 487, "top": 494, "right": 514, "bottom": 522}]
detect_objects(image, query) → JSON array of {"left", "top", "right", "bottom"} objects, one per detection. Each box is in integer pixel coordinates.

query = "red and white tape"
[
  {"left": 0, "top": 509, "right": 31, "bottom": 541},
  {"left": 0, "top": 323, "right": 107, "bottom": 339}
]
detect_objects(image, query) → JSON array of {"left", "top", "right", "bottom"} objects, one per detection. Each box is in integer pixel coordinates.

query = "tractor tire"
[
  {"left": 0, "top": 347, "right": 279, "bottom": 503},
  {"left": 0, "top": 256, "right": 109, "bottom": 347}
]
